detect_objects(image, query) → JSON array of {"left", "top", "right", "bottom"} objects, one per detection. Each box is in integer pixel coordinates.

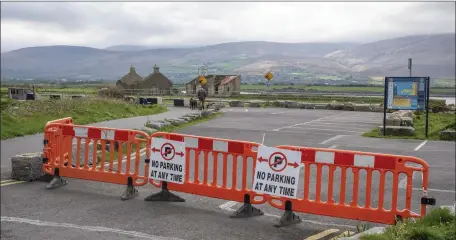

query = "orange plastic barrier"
[
  {"left": 41, "top": 118, "right": 436, "bottom": 226},
  {"left": 272, "top": 145, "right": 434, "bottom": 225},
  {"left": 42, "top": 118, "right": 150, "bottom": 200},
  {"left": 43, "top": 117, "right": 74, "bottom": 174},
  {"left": 146, "top": 132, "right": 267, "bottom": 217}
]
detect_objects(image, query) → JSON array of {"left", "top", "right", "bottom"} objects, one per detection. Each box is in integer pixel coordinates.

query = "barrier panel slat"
[
  {"left": 272, "top": 145, "right": 431, "bottom": 224},
  {"left": 147, "top": 132, "right": 268, "bottom": 214}
]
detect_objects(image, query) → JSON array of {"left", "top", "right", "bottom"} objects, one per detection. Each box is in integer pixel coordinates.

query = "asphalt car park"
[{"left": 1, "top": 107, "right": 454, "bottom": 240}]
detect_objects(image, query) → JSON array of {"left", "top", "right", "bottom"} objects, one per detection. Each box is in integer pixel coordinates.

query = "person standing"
[{"left": 197, "top": 87, "right": 207, "bottom": 110}]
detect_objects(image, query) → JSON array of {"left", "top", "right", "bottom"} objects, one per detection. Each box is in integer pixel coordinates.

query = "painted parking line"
[
  {"left": 271, "top": 111, "right": 285, "bottom": 115},
  {"left": 1, "top": 216, "right": 185, "bottom": 240},
  {"left": 1, "top": 179, "right": 25, "bottom": 187},
  {"left": 218, "top": 203, "right": 357, "bottom": 230},
  {"left": 304, "top": 229, "right": 339, "bottom": 240},
  {"left": 320, "top": 135, "right": 346, "bottom": 145},
  {"left": 290, "top": 126, "right": 364, "bottom": 134},
  {"left": 273, "top": 112, "right": 349, "bottom": 131},
  {"left": 414, "top": 140, "right": 428, "bottom": 151}
]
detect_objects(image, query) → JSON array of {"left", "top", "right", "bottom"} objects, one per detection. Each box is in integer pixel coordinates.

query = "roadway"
[{"left": 1, "top": 107, "right": 455, "bottom": 240}]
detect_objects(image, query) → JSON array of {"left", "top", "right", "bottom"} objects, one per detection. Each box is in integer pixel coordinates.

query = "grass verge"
[
  {"left": 362, "top": 113, "right": 455, "bottom": 140},
  {"left": 360, "top": 207, "right": 456, "bottom": 240},
  {"left": 1, "top": 98, "right": 167, "bottom": 140},
  {"left": 96, "top": 111, "right": 223, "bottom": 163},
  {"left": 158, "top": 112, "right": 223, "bottom": 133}
]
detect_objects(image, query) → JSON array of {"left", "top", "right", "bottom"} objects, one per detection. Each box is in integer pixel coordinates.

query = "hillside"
[
  {"left": 1, "top": 34, "right": 454, "bottom": 84},
  {"left": 324, "top": 34, "right": 455, "bottom": 77}
]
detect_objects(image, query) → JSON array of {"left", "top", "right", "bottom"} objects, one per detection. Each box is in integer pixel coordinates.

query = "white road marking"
[
  {"left": 414, "top": 140, "right": 428, "bottom": 151},
  {"left": 320, "top": 135, "right": 346, "bottom": 145},
  {"left": 304, "top": 229, "right": 339, "bottom": 240},
  {"left": 261, "top": 133, "right": 266, "bottom": 145},
  {"left": 329, "top": 145, "right": 338, "bottom": 149},
  {"left": 1, "top": 216, "right": 184, "bottom": 240},
  {"left": 271, "top": 111, "right": 285, "bottom": 115},
  {"left": 245, "top": 109, "right": 248, "bottom": 112},
  {"left": 103, "top": 148, "right": 147, "bottom": 167},
  {"left": 219, "top": 205, "right": 357, "bottom": 229},
  {"left": 427, "top": 164, "right": 456, "bottom": 168},
  {"left": 219, "top": 201, "right": 237, "bottom": 210},
  {"left": 399, "top": 171, "right": 422, "bottom": 189},
  {"left": 412, "top": 188, "right": 455, "bottom": 193},
  {"left": 398, "top": 176, "right": 408, "bottom": 189},
  {"left": 270, "top": 129, "right": 337, "bottom": 136},
  {"left": 273, "top": 112, "right": 349, "bottom": 131},
  {"left": 326, "top": 121, "right": 381, "bottom": 125},
  {"left": 289, "top": 127, "right": 364, "bottom": 134}
]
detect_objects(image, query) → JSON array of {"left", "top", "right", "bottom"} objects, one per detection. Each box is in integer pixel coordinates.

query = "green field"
[
  {"left": 1, "top": 97, "right": 167, "bottom": 139},
  {"left": 3, "top": 82, "right": 455, "bottom": 96},
  {"left": 1, "top": 86, "right": 101, "bottom": 96},
  {"left": 363, "top": 112, "right": 455, "bottom": 140},
  {"left": 240, "top": 84, "right": 455, "bottom": 95}
]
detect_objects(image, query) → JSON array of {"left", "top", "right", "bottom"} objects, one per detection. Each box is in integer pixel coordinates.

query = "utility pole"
[{"left": 408, "top": 58, "right": 412, "bottom": 77}]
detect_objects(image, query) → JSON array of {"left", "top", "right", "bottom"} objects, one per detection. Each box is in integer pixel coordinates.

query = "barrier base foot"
[
  {"left": 45, "top": 176, "right": 67, "bottom": 189},
  {"left": 230, "top": 203, "right": 264, "bottom": 218},
  {"left": 273, "top": 210, "right": 302, "bottom": 228},
  {"left": 120, "top": 185, "right": 138, "bottom": 201},
  {"left": 144, "top": 189, "right": 185, "bottom": 202}
]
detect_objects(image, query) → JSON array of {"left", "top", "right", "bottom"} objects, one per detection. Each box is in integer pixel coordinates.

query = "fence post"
[
  {"left": 144, "top": 181, "right": 185, "bottom": 202},
  {"left": 273, "top": 200, "right": 302, "bottom": 228},
  {"left": 230, "top": 194, "right": 264, "bottom": 218}
]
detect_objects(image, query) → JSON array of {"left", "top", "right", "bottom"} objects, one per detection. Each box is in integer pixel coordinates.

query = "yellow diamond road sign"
[
  {"left": 264, "top": 72, "right": 274, "bottom": 81},
  {"left": 199, "top": 76, "right": 207, "bottom": 85}
]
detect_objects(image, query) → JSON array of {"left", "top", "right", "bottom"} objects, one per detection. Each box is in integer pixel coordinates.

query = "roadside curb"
[{"left": 338, "top": 227, "right": 385, "bottom": 240}]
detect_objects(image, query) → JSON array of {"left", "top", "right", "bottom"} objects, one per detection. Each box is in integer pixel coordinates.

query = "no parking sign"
[
  {"left": 252, "top": 145, "right": 302, "bottom": 198},
  {"left": 149, "top": 138, "right": 186, "bottom": 184}
]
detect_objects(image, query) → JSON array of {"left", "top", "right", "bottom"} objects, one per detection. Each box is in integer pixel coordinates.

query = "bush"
[
  {"left": 361, "top": 208, "right": 456, "bottom": 240},
  {"left": 272, "top": 101, "right": 281, "bottom": 107},
  {"left": 414, "top": 110, "right": 424, "bottom": 115},
  {"left": 99, "top": 87, "right": 124, "bottom": 99},
  {"left": 429, "top": 99, "right": 449, "bottom": 113}
]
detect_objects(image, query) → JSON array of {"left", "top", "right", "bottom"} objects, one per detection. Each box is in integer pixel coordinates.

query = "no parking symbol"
[{"left": 253, "top": 146, "right": 302, "bottom": 198}]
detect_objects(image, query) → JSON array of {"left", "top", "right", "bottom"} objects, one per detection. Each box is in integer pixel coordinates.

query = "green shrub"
[
  {"left": 361, "top": 208, "right": 455, "bottom": 240},
  {"left": 429, "top": 99, "right": 449, "bottom": 113},
  {"left": 272, "top": 101, "right": 281, "bottom": 107},
  {"left": 99, "top": 87, "right": 124, "bottom": 99},
  {"left": 404, "top": 227, "right": 445, "bottom": 240}
]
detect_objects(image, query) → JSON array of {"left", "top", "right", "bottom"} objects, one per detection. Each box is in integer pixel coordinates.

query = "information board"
[{"left": 385, "top": 77, "right": 429, "bottom": 110}]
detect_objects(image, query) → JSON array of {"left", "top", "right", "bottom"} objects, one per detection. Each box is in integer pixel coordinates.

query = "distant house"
[
  {"left": 8, "top": 87, "right": 35, "bottom": 100},
  {"left": 185, "top": 74, "right": 241, "bottom": 96},
  {"left": 115, "top": 64, "right": 173, "bottom": 94},
  {"left": 140, "top": 64, "right": 173, "bottom": 91},
  {"left": 115, "top": 65, "right": 143, "bottom": 89}
]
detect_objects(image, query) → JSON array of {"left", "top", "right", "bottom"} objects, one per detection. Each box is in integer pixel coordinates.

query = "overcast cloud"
[{"left": 1, "top": 1, "right": 455, "bottom": 52}]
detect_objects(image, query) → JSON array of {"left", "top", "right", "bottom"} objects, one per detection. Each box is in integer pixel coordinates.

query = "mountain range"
[{"left": 1, "top": 33, "right": 454, "bottom": 84}]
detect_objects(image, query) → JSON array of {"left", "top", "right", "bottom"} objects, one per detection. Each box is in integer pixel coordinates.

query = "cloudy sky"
[{"left": 1, "top": 1, "right": 455, "bottom": 52}]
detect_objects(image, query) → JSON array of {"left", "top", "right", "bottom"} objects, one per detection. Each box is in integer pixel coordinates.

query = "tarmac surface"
[{"left": 1, "top": 107, "right": 455, "bottom": 240}]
